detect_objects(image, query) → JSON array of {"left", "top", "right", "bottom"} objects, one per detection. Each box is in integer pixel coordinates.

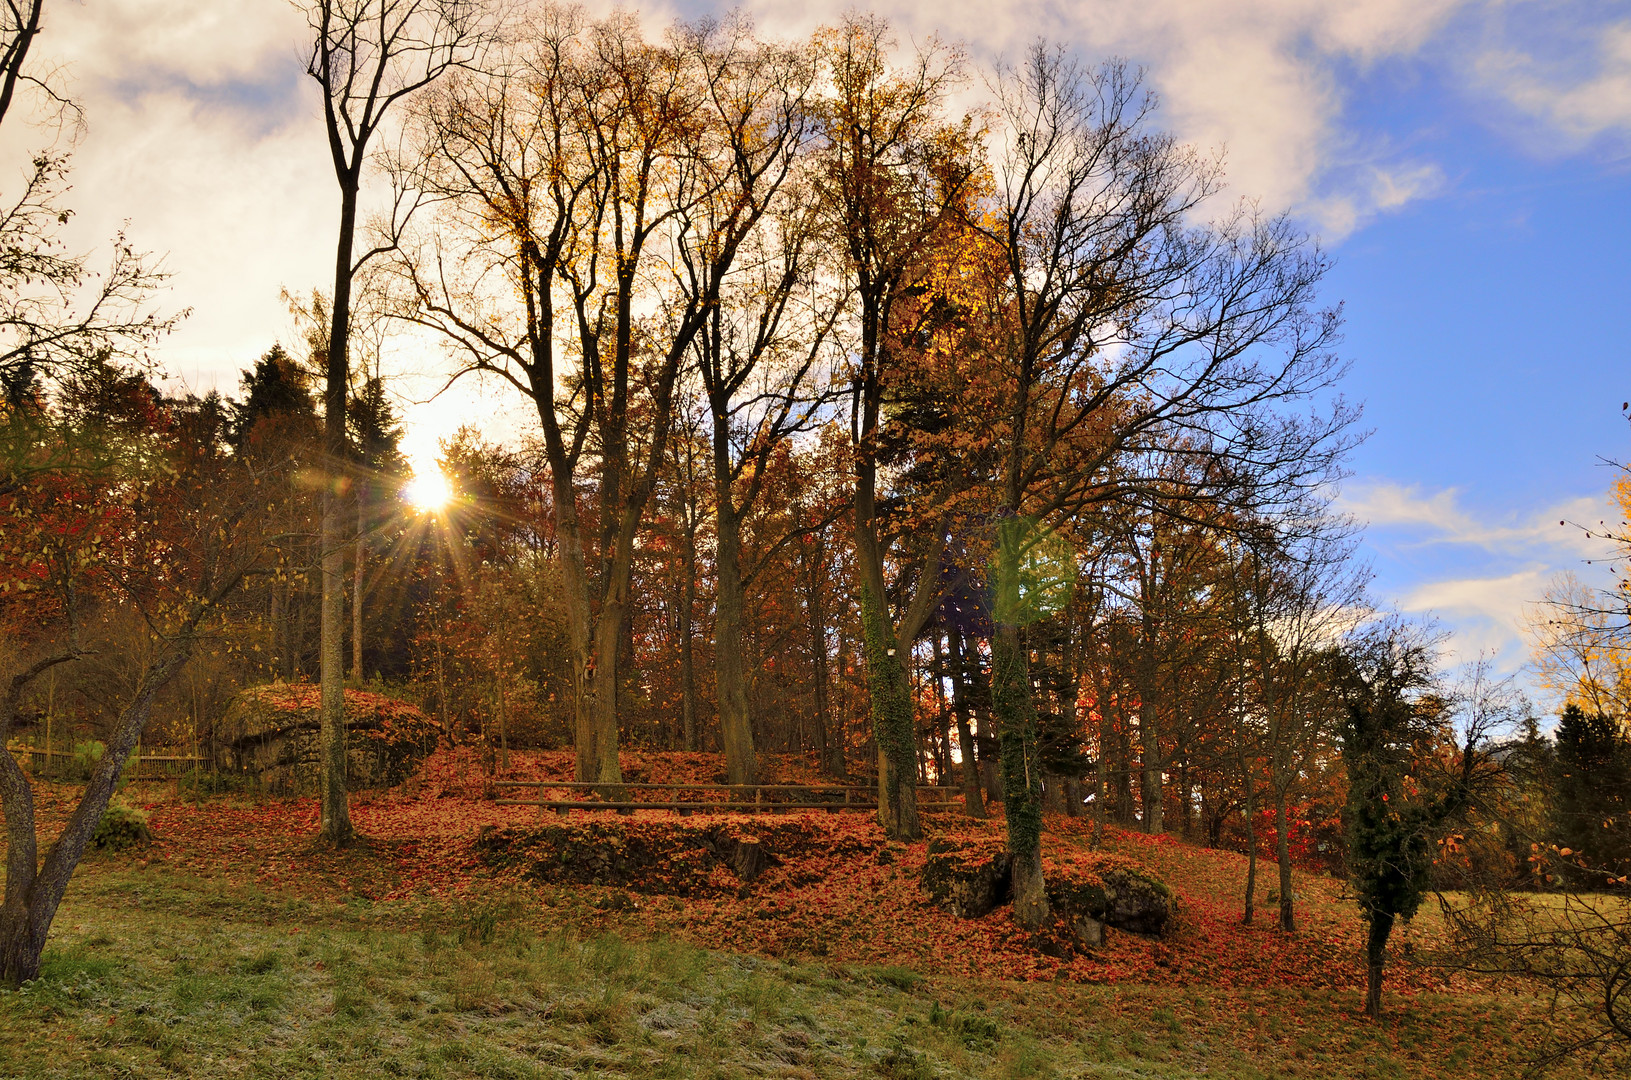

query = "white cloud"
[
  {"left": 1343, "top": 476, "right": 1625, "bottom": 695},
  {"left": 4, "top": 0, "right": 1621, "bottom": 416},
  {"left": 1402, "top": 567, "right": 1549, "bottom": 622},
  {"left": 0, "top": 1, "right": 329, "bottom": 397},
  {"left": 1473, "top": 19, "right": 1631, "bottom": 147},
  {"left": 1398, "top": 568, "right": 1559, "bottom": 679},
  {"left": 1339, "top": 478, "right": 1612, "bottom": 557},
  {"left": 744, "top": 0, "right": 1470, "bottom": 236}
]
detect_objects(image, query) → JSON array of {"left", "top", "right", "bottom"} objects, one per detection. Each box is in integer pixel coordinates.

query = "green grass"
[{"left": 0, "top": 865, "right": 1618, "bottom": 1079}]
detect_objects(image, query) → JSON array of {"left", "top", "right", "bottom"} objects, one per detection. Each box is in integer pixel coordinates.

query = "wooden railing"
[
  {"left": 493, "top": 780, "right": 964, "bottom": 815},
  {"left": 6, "top": 744, "right": 210, "bottom": 780}
]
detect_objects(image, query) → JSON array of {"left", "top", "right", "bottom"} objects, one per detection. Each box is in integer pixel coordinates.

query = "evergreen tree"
[
  {"left": 231, "top": 345, "right": 318, "bottom": 450},
  {"left": 344, "top": 375, "right": 406, "bottom": 682},
  {"left": 1337, "top": 629, "right": 1479, "bottom": 1016},
  {"left": 1552, "top": 704, "right": 1631, "bottom": 881}
]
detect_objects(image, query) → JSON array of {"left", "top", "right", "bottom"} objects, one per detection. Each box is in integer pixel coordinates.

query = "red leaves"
[{"left": 43, "top": 749, "right": 1473, "bottom": 1004}]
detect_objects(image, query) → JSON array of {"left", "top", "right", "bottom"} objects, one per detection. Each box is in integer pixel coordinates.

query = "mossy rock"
[
  {"left": 218, "top": 684, "right": 440, "bottom": 792},
  {"left": 1044, "top": 851, "right": 1175, "bottom": 936},
  {"left": 920, "top": 835, "right": 1013, "bottom": 919},
  {"left": 474, "top": 820, "right": 787, "bottom": 895}
]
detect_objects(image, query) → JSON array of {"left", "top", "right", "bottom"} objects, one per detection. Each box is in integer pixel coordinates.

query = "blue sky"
[
  {"left": 10, "top": 0, "right": 1629, "bottom": 708},
  {"left": 1312, "top": 10, "right": 1629, "bottom": 697}
]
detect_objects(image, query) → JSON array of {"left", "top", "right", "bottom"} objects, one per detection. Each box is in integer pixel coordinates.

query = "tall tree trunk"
[
  {"left": 1091, "top": 722, "right": 1107, "bottom": 847},
  {"left": 433, "top": 635, "right": 451, "bottom": 738},
  {"left": 544, "top": 453, "right": 620, "bottom": 789},
  {"left": 807, "top": 562, "right": 835, "bottom": 776},
  {"left": 859, "top": 585, "right": 920, "bottom": 840},
  {"left": 0, "top": 648, "right": 190, "bottom": 986},
  {"left": 714, "top": 507, "right": 757, "bottom": 785},
  {"left": 1364, "top": 910, "right": 1395, "bottom": 1017},
  {"left": 1112, "top": 696, "right": 1134, "bottom": 823},
  {"left": 991, "top": 620, "right": 1048, "bottom": 930},
  {"left": 496, "top": 679, "right": 509, "bottom": 771},
  {"left": 1137, "top": 625, "right": 1164, "bottom": 833},
  {"left": 1242, "top": 764, "right": 1258, "bottom": 925},
  {"left": 831, "top": 626, "right": 849, "bottom": 778},
  {"left": 930, "top": 632, "right": 954, "bottom": 786},
  {"left": 852, "top": 418, "right": 922, "bottom": 838},
  {"left": 1179, "top": 763, "right": 1195, "bottom": 838},
  {"left": 1275, "top": 785, "right": 1296, "bottom": 931},
  {"left": 588, "top": 602, "right": 626, "bottom": 792},
  {"left": 946, "top": 627, "right": 986, "bottom": 818},
  {"left": 318, "top": 182, "right": 357, "bottom": 847},
  {"left": 351, "top": 482, "right": 365, "bottom": 682},
  {"left": 680, "top": 520, "right": 697, "bottom": 752}
]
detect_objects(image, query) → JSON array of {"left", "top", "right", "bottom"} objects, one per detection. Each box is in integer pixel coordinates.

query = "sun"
[{"left": 405, "top": 469, "right": 454, "bottom": 513}]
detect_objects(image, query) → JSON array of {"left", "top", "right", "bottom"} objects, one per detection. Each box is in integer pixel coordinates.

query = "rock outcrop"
[
  {"left": 471, "top": 819, "right": 849, "bottom": 895},
  {"left": 1045, "top": 851, "right": 1176, "bottom": 937},
  {"left": 217, "top": 684, "right": 440, "bottom": 792},
  {"left": 920, "top": 835, "right": 1014, "bottom": 918},
  {"left": 920, "top": 836, "right": 1176, "bottom": 940}
]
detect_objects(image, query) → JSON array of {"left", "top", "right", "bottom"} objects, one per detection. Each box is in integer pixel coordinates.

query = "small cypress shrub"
[
  {"left": 92, "top": 800, "right": 155, "bottom": 851},
  {"left": 71, "top": 740, "right": 105, "bottom": 781}
]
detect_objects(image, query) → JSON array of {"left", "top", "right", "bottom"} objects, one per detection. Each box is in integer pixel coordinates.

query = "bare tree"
[
  {"left": 0, "top": 2, "right": 173, "bottom": 414},
  {"left": 675, "top": 21, "right": 839, "bottom": 785},
  {"left": 0, "top": 0, "right": 76, "bottom": 133},
  {"left": 391, "top": 7, "right": 794, "bottom": 787},
  {"left": 814, "top": 13, "right": 977, "bottom": 841},
  {"left": 1235, "top": 516, "right": 1365, "bottom": 931},
  {"left": 302, "top": 0, "right": 491, "bottom": 842},
  {"left": 1444, "top": 866, "right": 1631, "bottom": 1065},
  {"left": 973, "top": 47, "right": 1354, "bottom": 928}
]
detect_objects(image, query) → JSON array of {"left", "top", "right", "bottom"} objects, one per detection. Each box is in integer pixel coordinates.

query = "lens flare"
[{"left": 405, "top": 470, "right": 453, "bottom": 512}]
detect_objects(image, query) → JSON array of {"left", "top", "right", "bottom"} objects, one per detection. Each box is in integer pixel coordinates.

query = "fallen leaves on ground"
[{"left": 23, "top": 747, "right": 1487, "bottom": 1001}]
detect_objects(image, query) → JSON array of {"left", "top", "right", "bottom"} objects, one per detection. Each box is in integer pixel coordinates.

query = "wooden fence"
[
  {"left": 494, "top": 780, "right": 964, "bottom": 816},
  {"left": 6, "top": 744, "right": 210, "bottom": 780}
]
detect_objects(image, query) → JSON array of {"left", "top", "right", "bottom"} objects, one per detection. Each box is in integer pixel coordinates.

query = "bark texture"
[
  {"left": 713, "top": 505, "right": 757, "bottom": 785},
  {"left": 1, "top": 649, "right": 190, "bottom": 986},
  {"left": 1365, "top": 911, "right": 1395, "bottom": 1018},
  {"left": 318, "top": 183, "right": 357, "bottom": 847},
  {"left": 992, "top": 621, "right": 1048, "bottom": 930}
]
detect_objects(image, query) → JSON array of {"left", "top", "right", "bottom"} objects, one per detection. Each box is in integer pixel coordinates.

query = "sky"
[{"left": 8, "top": 0, "right": 1629, "bottom": 709}]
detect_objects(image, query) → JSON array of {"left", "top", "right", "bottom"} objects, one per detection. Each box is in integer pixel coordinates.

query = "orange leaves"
[{"left": 44, "top": 750, "right": 1468, "bottom": 1004}]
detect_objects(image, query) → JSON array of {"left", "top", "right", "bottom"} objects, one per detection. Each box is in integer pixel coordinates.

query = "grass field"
[
  {"left": 0, "top": 756, "right": 1623, "bottom": 1079},
  {"left": 2, "top": 859, "right": 1617, "bottom": 1078},
  {"left": 0, "top": 864, "right": 1598, "bottom": 1080}
]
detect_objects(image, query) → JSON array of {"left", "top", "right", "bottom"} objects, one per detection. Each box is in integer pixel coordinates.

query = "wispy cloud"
[
  {"left": 1342, "top": 477, "right": 1621, "bottom": 694},
  {"left": 1400, "top": 568, "right": 1549, "bottom": 663},
  {"left": 1340, "top": 479, "right": 1609, "bottom": 556},
  {"left": 1472, "top": 18, "right": 1631, "bottom": 149}
]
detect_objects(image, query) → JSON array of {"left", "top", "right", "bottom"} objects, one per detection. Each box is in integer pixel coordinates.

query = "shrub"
[
  {"left": 70, "top": 740, "right": 105, "bottom": 781},
  {"left": 929, "top": 1001, "right": 1001, "bottom": 1051},
  {"left": 92, "top": 801, "right": 155, "bottom": 851}
]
